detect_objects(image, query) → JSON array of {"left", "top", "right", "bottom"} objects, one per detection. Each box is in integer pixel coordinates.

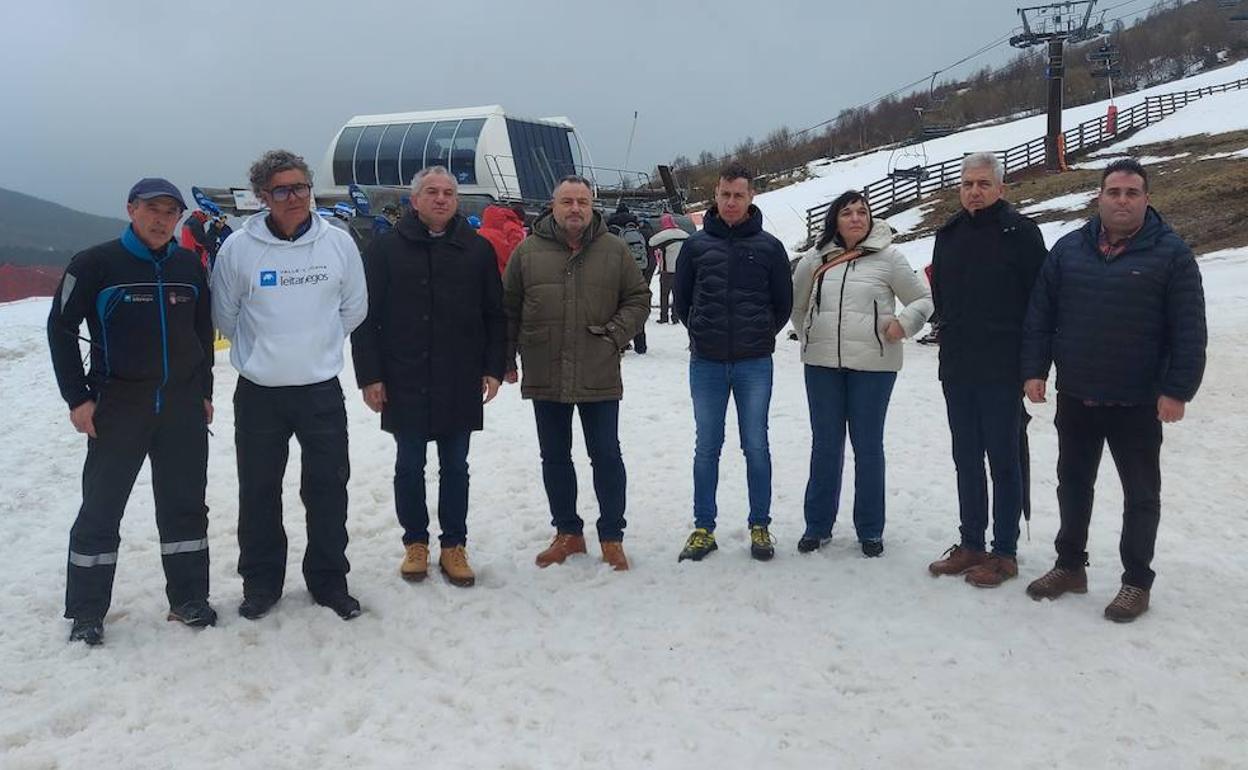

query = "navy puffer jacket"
[
  {"left": 674, "top": 205, "right": 793, "bottom": 361},
  {"left": 1021, "top": 209, "right": 1206, "bottom": 404}
]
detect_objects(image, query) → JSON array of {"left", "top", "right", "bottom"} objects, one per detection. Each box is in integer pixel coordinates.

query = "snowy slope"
[
  {"left": 754, "top": 58, "right": 1248, "bottom": 252},
  {"left": 2, "top": 243, "right": 1246, "bottom": 768}
]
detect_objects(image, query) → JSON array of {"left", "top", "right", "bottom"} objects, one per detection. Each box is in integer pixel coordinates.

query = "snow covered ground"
[
  {"left": 2, "top": 241, "right": 1246, "bottom": 768},
  {"left": 754, "top": 59, "right": 1248, "bottom": 252}
]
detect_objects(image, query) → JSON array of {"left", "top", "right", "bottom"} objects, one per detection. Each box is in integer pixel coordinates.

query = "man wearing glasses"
[{"left": 212, "top": 150, "right": 368, "bottom": 621}]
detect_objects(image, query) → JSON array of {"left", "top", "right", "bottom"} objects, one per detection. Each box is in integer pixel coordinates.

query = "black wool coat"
[{"left": 351, "top": 213, "right": 506, "bottom": 435}]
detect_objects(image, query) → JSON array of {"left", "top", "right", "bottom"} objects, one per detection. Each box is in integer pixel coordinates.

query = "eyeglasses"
[{"left": 264, "top": 183, "right": 313, "bottom": 202}]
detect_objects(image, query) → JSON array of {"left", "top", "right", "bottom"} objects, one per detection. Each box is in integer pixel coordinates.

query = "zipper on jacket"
[
  {"left": 835, "top": 263, "right": 851, "bottom": 367},
  {"left": 154, "top": 261, "right": 170, "bottom": 414},
  {"left": 873, "top": 300, "right": 884, "bottom": 356}
]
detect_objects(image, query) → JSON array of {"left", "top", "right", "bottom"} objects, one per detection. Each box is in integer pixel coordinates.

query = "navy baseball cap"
[{"left": 127, "top": 178, "right": 187, "bottom": 210}]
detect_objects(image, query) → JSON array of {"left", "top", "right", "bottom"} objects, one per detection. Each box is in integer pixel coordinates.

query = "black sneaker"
[
  {"left": 238, "top": 592, "right": 280, "bottom": 621},
  {"left": 69, "top": 618, "right": 104, "bottom": 646},
  {"left": 861, "top": 540, "right": 884, "bottom": 558},
  {"left": 750, "top": 526, "right": 775, "bottom": 561},
  {"left": 678, "top": 528, "right": 718, "bottom": 562},
  {"left": 316, "top": 591, "right": 362, "bottom": 621},
  {"left": 797, "top": 535, "right": 829, "bottom": 554},
  {"left": 168, "top": 600, "right": 218, "bottom": 628}
]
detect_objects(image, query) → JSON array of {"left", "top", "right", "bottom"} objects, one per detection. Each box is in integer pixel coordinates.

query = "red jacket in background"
[
  {"left": 180, "top": 210, "right": 212, "bottom": 270},
  {"left": 479, "top": 205, "right": 526, "bottom": 274}
]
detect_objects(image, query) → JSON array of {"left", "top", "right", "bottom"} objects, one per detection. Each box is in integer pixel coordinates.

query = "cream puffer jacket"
[{"left": 791, "top": 220, "right": 933, "bottom": 372}]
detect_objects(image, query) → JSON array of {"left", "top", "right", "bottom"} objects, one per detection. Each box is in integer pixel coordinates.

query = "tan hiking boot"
[
  {"left": 600, "top": 541, "right": 629, "bottom": 571},
  {"left": 439, "top": 546, "right": 475, "bottom": 587},
  {"left": 928, "top": 545, "right": 989, "bottom": 576},
  {"left": 965, "top": 554, "right": 1019, "bottom": 588},
  {"left": 400, "top": 542, "right": 429, "bottom": 582},
  {"left": 535, "top": 533, "right": 587, "bottom": 568},
  {"left": 1025, "top": 566, "right": 1088, "bottom": 600},
  {"left": 1104, "top": 584, "right": 1150, "bottom": 623}
]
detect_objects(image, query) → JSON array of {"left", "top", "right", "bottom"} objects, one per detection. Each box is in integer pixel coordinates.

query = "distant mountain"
[{"left": 0, "top": 187, "right": 128, "bottom": 267}]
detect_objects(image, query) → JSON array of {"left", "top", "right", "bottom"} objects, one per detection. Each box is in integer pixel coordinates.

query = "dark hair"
[
  {"left": 718, "top": 162, "right": 753, "bottom": 184},
  {"left": 249, "top": 149, "right": 311, "bottom": 194},
  {"left": 817, "top": 190, "right": 872, "bottom": 249},
  {"left": 1101, "top": 158, "right": 1149, "bottom": 193},
  {"left": 553, "top": 174, "right": 594, "bottom": 195}
]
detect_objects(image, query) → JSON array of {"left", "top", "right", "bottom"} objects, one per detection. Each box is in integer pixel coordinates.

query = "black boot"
[
  {"left": 238, "top": 591, "right": 280, "bottom": 620},
  {"left": 69, "top": 618, "right": 104, "bottom": 646},
  {"left": 315, "top": 590, "right": 362, "bottom": 621}
]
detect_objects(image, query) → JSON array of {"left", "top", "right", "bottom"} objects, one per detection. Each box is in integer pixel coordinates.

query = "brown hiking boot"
[
  {"left": 965, "top": 554, "right": 1019, "bottom": 588},
  {"left": 600, "top": 541, "right": 629, "bottom": 571},
  {"left": 1104, "top": 584, "right": 1150, "bottom": 623},
  {"left": 400, "top": 542, "right": 429, "bottom": 582},
  {"left": 928, "top": 545, "right": 989, "bottom": 576},
  {"left": 535, "top": 533, "right": 587, "bottom": 568},
  {"left": 439, "top": 545, "right": 475, "bottom": 587},
  {"left": 1025, "top": 566, "right": 1088, "bottom": 600}
]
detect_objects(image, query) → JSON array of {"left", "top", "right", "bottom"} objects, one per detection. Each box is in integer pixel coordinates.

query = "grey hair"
[
  {"left": 411, "top": 165, "right": 457, "bottom": 194},
  {"left": 961, "top": 152, "right": 1004, "bottom": 184},
  {"left": 249, "top": 149, "right": 312, "bottom": 194}
]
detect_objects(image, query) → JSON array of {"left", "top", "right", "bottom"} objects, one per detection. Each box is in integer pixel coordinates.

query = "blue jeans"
[
  {"left": 394, "top": 431, "right": 471, "bottom": 547},
  {"left": 942, "top": 382, "right": 1023, "bottom": 557},
  {"left": 802, "top": 366, "right": 897, "bottom": 543},
  {"left": 532, "top": 400, "right": 627, "bottom": 541},
  {"left": 690, "top": 355, "right": 774, "bottom": 532}
]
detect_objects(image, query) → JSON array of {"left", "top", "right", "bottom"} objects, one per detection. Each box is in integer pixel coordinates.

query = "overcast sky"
[{"left": 0, "top": 0, "right": 1149, "bottom": 218}]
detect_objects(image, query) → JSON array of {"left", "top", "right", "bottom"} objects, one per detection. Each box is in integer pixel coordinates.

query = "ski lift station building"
[{"left": 318, "top": 105, "right": 594, "bottom": 204}]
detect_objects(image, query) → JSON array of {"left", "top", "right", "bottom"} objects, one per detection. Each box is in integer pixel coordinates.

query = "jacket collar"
[
  {"left": 120, "top": 226, "right": 177, "bottom": 263},
  {"left": 531, "top": 208, "right": 606, "bottom": 249},
  {"left": 817, "top": 218, "right": 893, "bottom": 259},
  {"left": 1082, "top": 207, "right": 1169, "bottom": 259},
  {"left": 397, "top": 211, "right": 469, "bottom": 247},
  {"left": 703, "top": 204, "right": 764, "bottom": 239}
]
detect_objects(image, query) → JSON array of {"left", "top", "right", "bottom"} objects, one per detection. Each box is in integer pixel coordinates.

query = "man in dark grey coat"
[
  {"left": 1021, "top": 158, "right": 1206, "bottom": 623},
  {"left": 351, "top": 166, "right": 506, "bottom": 588}
]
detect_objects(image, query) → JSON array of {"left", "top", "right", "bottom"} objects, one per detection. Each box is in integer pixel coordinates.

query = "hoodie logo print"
[{"left": 259, "top": 270, "right": 277, "bottom": 287}]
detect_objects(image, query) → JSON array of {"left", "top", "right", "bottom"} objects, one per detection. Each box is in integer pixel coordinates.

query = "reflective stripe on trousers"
[
  {"left": 68, "top": 551, "right": 119, "bottom": 567},
  {"left": 160, "top": 538, "right": 209, "bottom": 555}
]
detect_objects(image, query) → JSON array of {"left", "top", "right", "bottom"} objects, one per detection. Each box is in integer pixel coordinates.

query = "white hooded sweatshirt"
[{"left": 211, "top": 212, "right": 367, "bottom": 387}]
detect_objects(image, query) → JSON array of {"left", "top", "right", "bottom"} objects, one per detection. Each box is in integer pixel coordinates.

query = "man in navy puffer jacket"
[
  {"left": 1021, "top": 158, "right": 1206, "bottom": 623},
  {"left": 673, "top": 163, "right": 793, "bottom": 562}
]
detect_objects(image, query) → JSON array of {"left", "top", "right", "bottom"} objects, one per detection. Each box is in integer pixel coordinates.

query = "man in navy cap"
[{"left": 48, "top": 177, "right": 217, "bottom": 646}]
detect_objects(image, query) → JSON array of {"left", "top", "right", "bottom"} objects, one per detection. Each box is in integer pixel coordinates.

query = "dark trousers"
[
  {"left": 633, "top": 266, "right": 655, "bottom": 352},
  {"left": 532, "top": 400, "right": 627, "bottom": 541},
  {"left": 393, "top": 431, "right": 471, "bottom": 547},
  {"left": 66, "top": 387, "right": 209, "bottom": 619},
  {"left": 942, "top": 382, "right": 1024, "bottom": 557},
  {"left": 1054, "top": 394, "right": 1163, "bottom": 589},
  {"left": 659, "top": 272, "right": 677, "bottom": 323},
  {"left": 234, "top": 377, "right": 351, "bottom": 600}
]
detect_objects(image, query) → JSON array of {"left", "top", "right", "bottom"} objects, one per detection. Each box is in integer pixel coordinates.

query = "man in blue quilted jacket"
[
  {"left": 1020, "top": 158, "right": 1206, "bottom": 623},
  {"left": 673, "top": 163, "right": 793, "bottom": 563}
]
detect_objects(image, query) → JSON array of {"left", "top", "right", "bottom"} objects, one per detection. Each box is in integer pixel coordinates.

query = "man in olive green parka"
[{"left": 502, "top": 175, "right": 650, "bottom": 572}]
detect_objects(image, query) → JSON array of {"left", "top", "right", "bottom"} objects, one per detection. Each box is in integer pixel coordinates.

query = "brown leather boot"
[
  {"left": 965, "top": 554, "right": 1019, "bottom": 588},
  {"left": 535, "top": 533, "right": 587, "bottom": 567},
  {"left": 439, "top": 545, "right": 475, "bottom": 587},
  {"left": 928, "top": 545, "right": 988, "bottom": 576},
  {"left": 600, "top": 541, "right": 629, "bottom": 571},
  {"left": 1104, "top": 584, "right": 1150, "bottom": 623},
  {"left": 1025, "top": 565, "right": 1088, "bottom": 600},
  {"left": 400, "top": 542, "right": 429, "bottom": 582}
]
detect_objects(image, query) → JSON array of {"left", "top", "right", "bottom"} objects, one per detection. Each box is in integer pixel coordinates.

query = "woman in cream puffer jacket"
[{"left": 790, "top": 190, "right": 933, "bottom": 557}]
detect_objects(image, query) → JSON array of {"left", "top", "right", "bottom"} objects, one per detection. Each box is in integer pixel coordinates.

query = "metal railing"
[{"left": 803, "top": 74, "right": 1248, "bottom": 246}]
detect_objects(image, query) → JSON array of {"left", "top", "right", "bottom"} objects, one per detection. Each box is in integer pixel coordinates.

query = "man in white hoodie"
[{"left": 212, "top": 150, "right": 368, "bottom": 622}]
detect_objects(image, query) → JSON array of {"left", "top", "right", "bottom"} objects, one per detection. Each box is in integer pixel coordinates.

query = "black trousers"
[
  {"left": 633, "top": 266, "right": 655, "bottom": 352},
  {"left": 1054, "top": 394, "right": 1163, "bottom": 589},
  {"left": 234, "top": 377, "right": 351, "bottom": 600},
  {"left": 65, "top": 386, "right": 209, "bottom": 619},
  {"left": 659, "top": 272, "right": 677, "bottom": 323}
]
